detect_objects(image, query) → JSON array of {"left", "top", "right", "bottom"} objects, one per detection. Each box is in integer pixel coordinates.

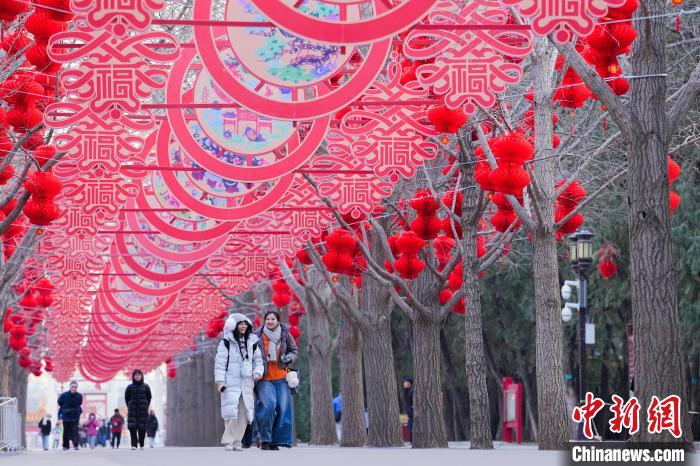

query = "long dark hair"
[{"left": 233, "top": 319, "right": 252, "bottom": 340}]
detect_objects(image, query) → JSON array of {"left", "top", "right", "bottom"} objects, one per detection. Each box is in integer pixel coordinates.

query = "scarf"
[
  {"left": 263, "top": 325, "right": 282, "bottom": 362},
  {"left": 237, "top": 336, "right": 248, "bottom": 360}
]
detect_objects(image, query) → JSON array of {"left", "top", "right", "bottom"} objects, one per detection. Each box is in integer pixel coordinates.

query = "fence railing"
[{"left": 0, "top": 398, "right": 21, "bottom": 452}]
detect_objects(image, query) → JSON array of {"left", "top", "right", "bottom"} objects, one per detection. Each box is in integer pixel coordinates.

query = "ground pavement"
[{"left": 3, "top": 442, "right": 698, "bottom": 466}]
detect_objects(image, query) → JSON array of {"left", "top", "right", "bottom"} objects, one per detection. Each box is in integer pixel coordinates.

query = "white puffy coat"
[{"left": 214, "top": 314, "right": 264, "bottom": 422}]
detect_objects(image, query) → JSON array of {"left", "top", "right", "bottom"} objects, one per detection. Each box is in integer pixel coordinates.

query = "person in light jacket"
[{"left": 214, "top": 313, "right": 264, "bottom": 451}]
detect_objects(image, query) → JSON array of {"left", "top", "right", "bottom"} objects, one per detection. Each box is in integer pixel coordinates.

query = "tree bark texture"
[
  {"left": 530, "top": 37, "right": 570, "bottom": 450},
  {"left": 628, "top": 0, "right": 692, "bottom": 444},
  {"left": 360, "top": 239, "right": 404, "bottom": 447},
  {"left": 411, "top": 312, "right": 448, "bottom": 448},
  {"left": 459, "top": 154, "right": 494, "bottom": 449},
  {"left": 306, "top": 298, "right": 338, "bottom": 445},
  {"left": 165, "top": 345, "right": 223, "bottom": 446},
  {"left": 338, "top": 317, "right": 367, "bottom": 447}
]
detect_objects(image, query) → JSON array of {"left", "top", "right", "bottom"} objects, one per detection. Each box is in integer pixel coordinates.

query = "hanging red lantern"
[
  {"left": 23, "top": 197, "right": 60, "bottom": 226},
  {"left": 491, "top": 132, "right": 534, "bottom": 164},
  {"left": 669, "top": 191, "right": 681, "bottom": 214},
  {"left": 667, "top": 156, "right": 681, "bottom": 184},
  {"left": 427, "top": 105, "right": 468, "bottom": 134},
  {"left": 490, "top": 162, "right": 531, "bottom": 196}
]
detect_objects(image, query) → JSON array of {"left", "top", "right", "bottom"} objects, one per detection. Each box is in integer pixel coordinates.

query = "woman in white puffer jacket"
[{"left": 214, "top": 313, "right": 264, "bottom": 451}]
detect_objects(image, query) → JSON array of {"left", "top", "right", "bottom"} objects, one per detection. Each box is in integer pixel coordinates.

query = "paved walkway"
[{"left": 3, "top": 442, "right": 698, "bottom": 466}]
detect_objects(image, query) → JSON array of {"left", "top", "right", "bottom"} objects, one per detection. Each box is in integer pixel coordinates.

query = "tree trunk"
[
  {"left": 360, "top": 257, "right": 404, "bottom": 447},
  {"left": 628, "top": 0, "right": 691, "bottom": 444},
  {"left": 165, "top": 343, "right": 223, "bottom": 446},
  {"left": 440, "top": 330, "right": 469, "bottom": 441},
  {"left": 458, "top": 156, "right": 494, "bottom": 449},
  {"left": 306, "top": 299, "right": 338, "bottom": 445},
  {"left": 339, "top": 317, "right": 367, "bottom": 447},
  {"left": 411, "top": 312, "right": 448, "bottom": 448},
  {"left": 530, "top": 37, "right": 570, "bottom": 450}
]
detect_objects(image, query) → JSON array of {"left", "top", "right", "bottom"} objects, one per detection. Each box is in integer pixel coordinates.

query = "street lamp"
[{"left": 569, "top": 227, "right": 594, "bottom": 439}]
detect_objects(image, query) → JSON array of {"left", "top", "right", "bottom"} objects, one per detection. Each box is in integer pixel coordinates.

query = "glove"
[{"left": 281, "top": 353, "right": 294, "bottom": 365}]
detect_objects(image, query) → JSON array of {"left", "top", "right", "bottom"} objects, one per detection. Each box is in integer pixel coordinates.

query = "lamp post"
[{"left": 569, "top": 227, "right": 594, "bottom": 406}]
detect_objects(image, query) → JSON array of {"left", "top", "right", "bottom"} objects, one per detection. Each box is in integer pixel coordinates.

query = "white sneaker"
[
  {"left": 224, "top": 444, "right": 234, "bottom": 451},
  {"left": 140, "top": 447, "right": 145, "bottom": 450},
  {"left": 232, "top": 443, "right": 242, "bottom": 451},
  {"left": 131, "top": 447, "right": 136, "bottom": 450}
]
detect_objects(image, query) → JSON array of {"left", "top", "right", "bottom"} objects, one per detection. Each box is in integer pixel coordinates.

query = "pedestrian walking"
[
  {"left": 402, "top": 376, "right": 414, "bottom": 443},
  {"left": 38, "top": 413, "right": 52, "bottom": 451},
  {"left": 51, "top": 420, "right": 62, "bottom": 449},
  {"left": 254, "top": 310, "right": 298, "bottom": 450},
  {"left": 215, "top": 313, "right": 264, "bottom": 451},
  {"left": 146, "top": 409, "right": 159, "bottom": 448},
  {"left": 125, "top": 369, "right": 152, "bottom": 450},
  {"left": 98, "top": 419, "right": 109, "bottom": 446},
  {"left": 57, "top": 381, "right": 82, "bottom": 450},
  {"left": 85, "top": 413, "right": 99, "bottom": 449},
  {"left": 333, "top": 394, "right": 342, "bottom": 440},
  {"left": 110, "top": 408, "right": 125, "bottom": 448},
  {"left": 79, "top": 424, "right": 88, "bottom": 448}
]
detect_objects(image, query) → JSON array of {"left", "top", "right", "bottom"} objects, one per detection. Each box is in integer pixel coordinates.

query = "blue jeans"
[
  {"left": 41, "top": 435, "right": 49, "bottom": 450},
  {"left": 255, "top": 379, "right": 293, "bottom": 446}
]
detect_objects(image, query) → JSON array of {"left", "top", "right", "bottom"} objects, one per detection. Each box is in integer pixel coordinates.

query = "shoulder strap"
[{"left": 222, "top": 339, "right": 230, "bottom": 373}]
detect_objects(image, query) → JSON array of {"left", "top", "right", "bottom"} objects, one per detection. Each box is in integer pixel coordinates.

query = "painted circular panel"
[
  {"left": 226, "top": 0, "right": 356, "bottom": 88},
  {"left": 247, "top": 0, "right": 438, "bottom": 45},
  {"left": 193, "top": 59, "right": 295, "bottom": 154}
]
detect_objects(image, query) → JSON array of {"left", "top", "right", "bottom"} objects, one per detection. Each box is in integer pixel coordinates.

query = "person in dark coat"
[
  {"left": 110, "top": 408, "right": 125, "bottom": 448},
  {"left": 402, "top": 376, "right": 414, "bottom": 443},
  {"left": 146, "top": 409, "right": 158, "bottom": 448},
  {"left": 38, "top": 413, "right": 52, "bottom": 450},
  {"left": 124, "top": 369, "right": 152, "bottom": 450},
  {"left": 57, "top": 381, "right": 83, "bottom": 450}
]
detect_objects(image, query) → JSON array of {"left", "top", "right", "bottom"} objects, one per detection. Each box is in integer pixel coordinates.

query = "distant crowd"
[{"left": 39, "top": 372, "right": 159, "bottom": 451}]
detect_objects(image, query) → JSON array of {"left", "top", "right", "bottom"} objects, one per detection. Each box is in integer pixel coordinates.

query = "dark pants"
[
  {"left": 62, "top": 420, "right": 79, "bottom": 449},
  {"left": 129, "top": 427, "right": 146, "bottom": 448},
  {"left": 111, "top": 432, "right": 121, "bottom": 448}
]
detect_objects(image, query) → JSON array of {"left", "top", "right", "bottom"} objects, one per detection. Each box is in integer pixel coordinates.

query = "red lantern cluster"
[
  {"left": 427, "top": 105, "right": 468, "bottom": 134},
  {"left": 43, "top": 356, "right": 54, "bottom": 372},
  {"left": 205, "top": 311, "right": 227, "bottom": 338},
  {"left": 23, "top": 169, "right": 62, "bottom": 225},
  {"left": 555, "top": 180, "right": 587, "bottom": 236},
  {"left": 433, "top": 235, "right": 455, "bottom": 271},
  {"left": 393, "top": 231, "right": 426, "bottom": 280},
  {"left": 322, "top": 229, "right": 358, "bottom": 276},
  {"left": 490, "top": 193, "right": 521, "bottom": 233},
  {"left": 0, "top": 0, "right": 30, "bottom": 21},
  {"left": 35, "top": 277, "right": 55, "bottom": 308},
  {"left": 1, "top": 202, "right": 26, "bottom": 260},
  {"left": 409, "top": 189, "right": 442, "bottom": 241},
  {"left": 271, "top": 278, "right": 291, "bottom": 308},
  {"left": 668, "top": 156, "right": 682, "bottom": 215},
  {"left": 488, "top": 132, "right": 534, "bottom": 196},
  {"left": 597, "top": 243, "right": 620, "bottom": 279},
  {"left": 581, "top": 0, "right": 637, "bottom": 97},
  {"left": 553, "top": 51, "right": 593, "bottom": 109},
  {"left": 441, "top": 262, "right": 465, "bottom": 314},
  {"left": 289, "top": 325, "right": 302, "bottom": 345},
  {"left": 440, "top": 190, "right": 464, "bottom": 239}
]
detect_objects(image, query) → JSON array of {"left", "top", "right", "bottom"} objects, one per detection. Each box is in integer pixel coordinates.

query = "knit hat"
[{"left": 69, "top": 381, "right": 78, "bottom": 388}]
